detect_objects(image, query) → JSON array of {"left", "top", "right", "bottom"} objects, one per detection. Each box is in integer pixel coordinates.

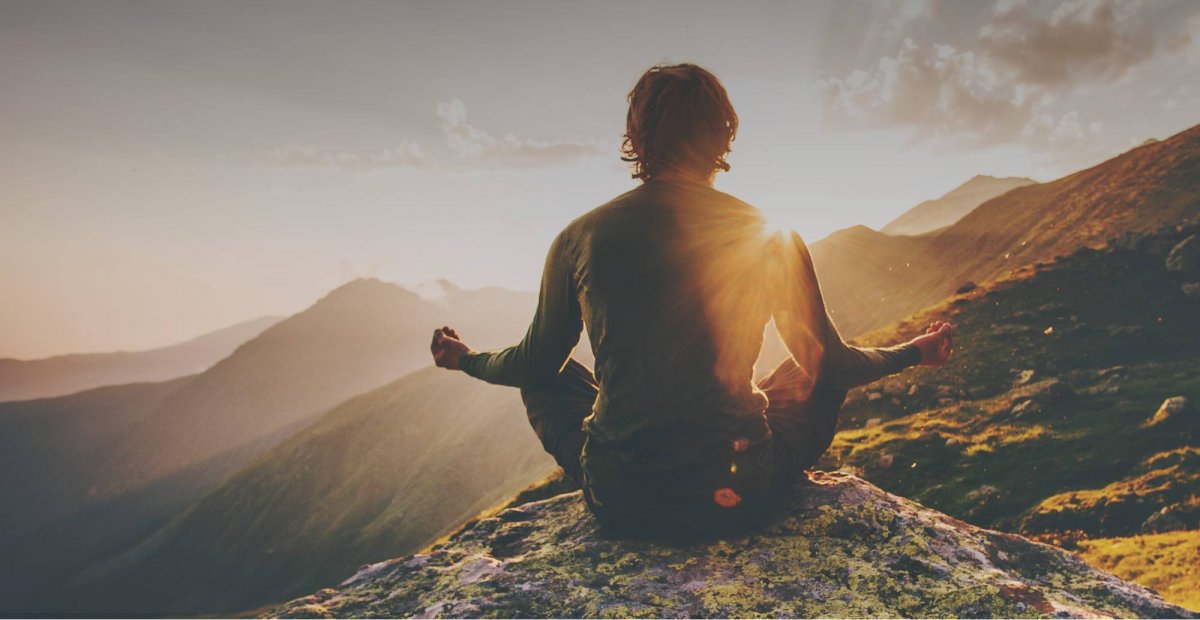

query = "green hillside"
[
  {"left": 821, "top": 223, "right": 1200, "bottom": 609},
  {"left": 36, "top": 367, "right": 554, "bottom": 616}
]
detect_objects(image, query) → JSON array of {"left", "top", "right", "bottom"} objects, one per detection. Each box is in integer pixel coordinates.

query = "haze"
[{"left": 2, "top": 0, "right": 1198, "bottom": 358}]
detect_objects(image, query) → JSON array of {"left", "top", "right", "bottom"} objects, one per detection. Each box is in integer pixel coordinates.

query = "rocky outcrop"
[
  {"left": 1146, "top": 396, "right": 1190, "bottom": 428},
  {"left": 267, "top": 473, "right": 1191, "bottom": 619},
  {"left": 1166, "top": 234, "right": 1200, "bottom": 277}
]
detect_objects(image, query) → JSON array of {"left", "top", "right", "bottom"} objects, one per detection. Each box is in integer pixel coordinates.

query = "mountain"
[
  {"left": 27, "top": 367, "right": 555, "bottom": 616},
  {"left": 0, "top": 279, "right": 539, "bottom": 608},
  {"left": 819, "top": 222, "right": 1200, "bottom": 609},
  {"left": 267, "top": 472, "right": 1191, "bottom": 619},
  {"left": 0, "top": 377, "right": 193, "bottom": 542},
  {"left": 0, "top": 316, "right": 280, "bottom": 403},
  {"left": 811, "top": 122, "right": 1200, "bottom": 338},
  {"left": 881, "top": 175, "right": 1037, "bottom": 236},
  {"left": 96, "top": 278, "right": 535, "bottom": 500}
]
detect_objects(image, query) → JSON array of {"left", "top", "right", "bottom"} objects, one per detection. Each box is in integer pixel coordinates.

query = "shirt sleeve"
[
  {"left": 770, "top": 230, "right": 920, "bottom": 392},
  {"left": 459, "top": 229, "right": 583, "bottom": 388}
]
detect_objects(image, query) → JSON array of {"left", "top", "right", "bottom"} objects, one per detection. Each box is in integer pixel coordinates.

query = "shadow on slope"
[{"left": 31, "top": 367, "right": 555, "bottom": 616}]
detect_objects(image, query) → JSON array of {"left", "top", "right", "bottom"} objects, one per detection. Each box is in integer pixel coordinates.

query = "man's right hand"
[
  {"left": 430, "top": 326, "right": 472, "bottom": 371},
  {"left": 910, "top": 321, "right": 954, "bottom": 367}
]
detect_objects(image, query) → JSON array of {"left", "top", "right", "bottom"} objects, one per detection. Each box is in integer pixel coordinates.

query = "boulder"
[
  {"left": 1010, "top": 378, "right": 1073, "bottom": 405},
  {"left": 267, "top": 473, "right": 1192, "bottom": 619},
  {"left": 1166, "top": 234, "right": 1200, "bottom": 277},
  {"left": 1141, "top": 502, "right": 1200, "bottom": 534},
  {"left": 1145, "top": 396, "right": 1189, "bottom": 427},
  {"left": 1012, "top": 400, "right": 1041, "bottom": 418},
  {"left": 1183, "top": 282, "right": 1200, "bottom": 299}
]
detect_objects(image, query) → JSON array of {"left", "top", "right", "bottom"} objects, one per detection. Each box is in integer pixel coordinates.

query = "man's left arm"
[{"left": 457, "top": 230, "right": 583, "bottom": 387}]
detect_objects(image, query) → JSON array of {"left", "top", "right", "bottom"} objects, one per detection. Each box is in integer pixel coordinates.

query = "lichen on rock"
[{"left": 265, "top": 473, "right": 1192, "bottom": 619}]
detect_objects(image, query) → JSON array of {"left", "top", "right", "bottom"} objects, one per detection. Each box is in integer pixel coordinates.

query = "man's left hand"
[{"left": 431, "top": 326, "right": 472, "bottom": 371}]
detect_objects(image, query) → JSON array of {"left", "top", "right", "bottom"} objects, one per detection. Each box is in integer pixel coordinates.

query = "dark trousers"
[{"left": 520, "top": 357, "right": 847, "bottom": 495}]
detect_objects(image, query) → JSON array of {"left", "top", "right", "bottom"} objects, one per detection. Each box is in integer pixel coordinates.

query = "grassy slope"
[
  {"left": 1077, "top": 531, "right": 1200, "bottom": 612},
  {"left": 41, "top": 367, "right": 554, "bottom": 616},
  {"left": 818, "top": 225, "right": 1200, "bottom": 609},
  {"left": 812, "top": 122, "right": 1200, "bottom": 338}
]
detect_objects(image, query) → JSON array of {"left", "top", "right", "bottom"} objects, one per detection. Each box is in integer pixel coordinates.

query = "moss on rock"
[{"left": 265, "top": 473, "right": 1191, "bottom": 619}]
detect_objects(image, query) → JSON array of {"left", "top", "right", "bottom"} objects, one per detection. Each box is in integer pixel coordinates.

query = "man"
[{"left": 430, "top": 63, "right": 953, "bottom": 536}]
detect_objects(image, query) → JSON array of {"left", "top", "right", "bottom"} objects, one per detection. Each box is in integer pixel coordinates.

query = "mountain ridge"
[
  {"left": 881, "top": 175, "right": 1037, "bottom": 237},
  {"left": 812, "top": 122, "right": 1200, "bottom": 338},
  {"left": 0, "top": 315, "right": 280, "bottom": 403}
]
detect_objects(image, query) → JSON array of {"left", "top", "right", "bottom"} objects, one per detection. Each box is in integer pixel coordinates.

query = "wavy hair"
[{"left": 620, "top": 63, "right": 738, "bottom": 181}]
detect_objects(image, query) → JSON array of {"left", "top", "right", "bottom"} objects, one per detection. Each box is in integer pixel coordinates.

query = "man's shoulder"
[{"left": 564, "top": 185, "right": 646, "bottom": 230}]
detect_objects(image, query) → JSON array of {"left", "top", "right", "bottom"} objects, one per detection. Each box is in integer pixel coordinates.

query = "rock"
[
  {"left": 1011, "top": 378, "right": 1073, "bottom": 405},
  {"left": 865, "top": 417, "right": 882, "bottom": 428},
  {"left": 1183, "top": 282, "right": 1200, "bottom": 299},
  {"left": 1105, "top": 324, "right": 1145, "bottom": 337},
  {"left": 968, "top": 484, "right": 1001, "bottom": 502},
  {"left": 956, "top": 281, "right": 978, "bottom": 294},
  {"left": 1165, "top": 234, "right": 1200, "bottom": 277},
  {"left": 1141, "top": 503, "right": 1200, "bottom": 534},
  {"left": 1013, "top": 369, "right": 1036, "bottom": 387},
  {"left": 867, "top": 392, "right": 884, "bottom": 402},
  {"left": 1012, "top": 400, "right": 1041, "bottom": 418},
  {"left": 1037, "top": 302, "right": 1063, "bottom": 315},
  {"left": 877, "top": 452, "right": 895, "bottom": 468},
  {"left": 994, "top": 324, "right": 1033, "bottom": 336},
  {"left": 882, "top": 380, "right": 907, "bottom": 397},
  {"left": 267, "top": 473, "right": 1193, "bottom": 619},
  {"left": 944, "top": 436, "right": 961, "bottom": 447},
  {"left": 1145, "top": 396, "right": 1189, "bottom": 427},
  {"left": 907, "top": 384, "right": 919, "bottom": 396}
]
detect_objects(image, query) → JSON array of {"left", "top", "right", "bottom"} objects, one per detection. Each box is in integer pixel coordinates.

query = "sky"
[{"left": 2, "top": 0, "right": 1199, "bottom": 358}]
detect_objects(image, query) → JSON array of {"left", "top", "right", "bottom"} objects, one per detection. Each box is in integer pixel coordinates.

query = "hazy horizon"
[{"left": 3, "top": 0, "right": 1200, "bottom": 358}]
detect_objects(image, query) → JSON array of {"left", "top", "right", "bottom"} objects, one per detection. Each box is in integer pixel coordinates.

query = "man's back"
[
  {"left": 433, "top": 62, "right": 950, "bottom": 535},
  {"left": 573, "top": 178, "right": 774, "bottom": 443}
]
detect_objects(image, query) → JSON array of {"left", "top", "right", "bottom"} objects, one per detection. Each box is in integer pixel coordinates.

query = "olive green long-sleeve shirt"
[{"left": 461, "top": 179, "right": 919, "bottom": 443}]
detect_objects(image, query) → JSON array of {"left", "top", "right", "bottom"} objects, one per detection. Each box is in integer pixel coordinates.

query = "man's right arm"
[{"left": 770, "top": 231, "right": 923, "bottom": 392}]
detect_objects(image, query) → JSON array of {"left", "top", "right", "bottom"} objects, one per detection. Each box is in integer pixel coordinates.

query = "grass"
[
  {"left": 1077, "top": 531, "right": 1200, "bottom": 612},
  {"left": 819, "top": 227, "right": 1200, "bottom": 609}
]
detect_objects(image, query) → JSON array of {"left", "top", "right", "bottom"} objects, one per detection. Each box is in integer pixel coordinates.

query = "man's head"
[{"left": 621, "top": 63, "right": 738, "bottom": 182}]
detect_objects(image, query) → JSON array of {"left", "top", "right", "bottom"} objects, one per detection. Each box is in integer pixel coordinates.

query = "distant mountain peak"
[
  {"left": 881, "top": 175, "right": 1038, "bottom": 237},
  {"left": 319, "top": 277, "right": 419, "bottom": 305},
  {"left": 405, "top": 279, "right": 463, "bottom": 301}
]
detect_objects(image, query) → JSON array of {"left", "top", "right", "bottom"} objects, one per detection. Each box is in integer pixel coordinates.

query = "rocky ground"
[{"left": 267, "top": 473, "right": 1191, "bottom": 619}]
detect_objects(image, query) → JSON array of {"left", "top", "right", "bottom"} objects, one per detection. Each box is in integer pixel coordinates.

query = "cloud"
[
  {"left": 818, "top": 0, "right": 1199, "bottom": 155},
  {"left": 819, "top": 38, "right": 1085, "bottom": 150},
  {"left": 261, "top": 142, "right": 428, "bottom": 170},
  {"left": 436, "top": 99, "right": 610, "bottom": 167},
  {"left": 980, "top": 0, "right": 1157, "bottom": 85},
  {"left": 261, "top": 100, "right": 609, "bottom": 171}
]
